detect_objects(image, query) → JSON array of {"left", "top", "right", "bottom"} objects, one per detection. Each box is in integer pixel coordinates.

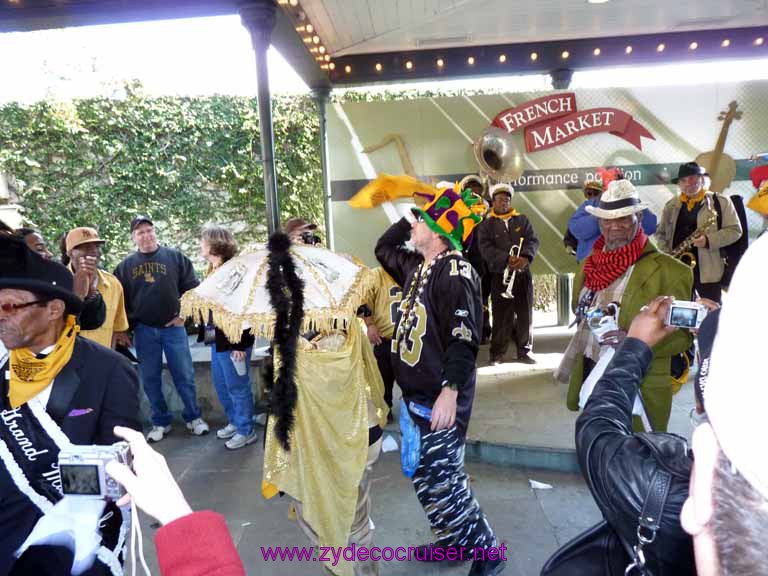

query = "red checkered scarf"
[{"left": 583, "top": 228, "right": 648, "bottom": 291}]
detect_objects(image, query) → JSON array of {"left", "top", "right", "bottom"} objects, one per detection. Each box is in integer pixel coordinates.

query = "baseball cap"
[
  {"left": 130, "top": 215, "right": 154, "bottom": 232},
  {"left": 65, "top": 227, "right": 105, "bottom": 253},
  {"left": 704, "top": 234, "right": 768, "bottom": 500}
]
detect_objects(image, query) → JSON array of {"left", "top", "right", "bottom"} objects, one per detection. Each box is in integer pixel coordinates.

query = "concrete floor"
[{"left": 129, "top": 427, "right": 602, "bottom": 576}]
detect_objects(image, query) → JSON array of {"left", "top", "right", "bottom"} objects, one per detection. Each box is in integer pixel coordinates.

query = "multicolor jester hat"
[{"left": 411, "top": 185, "right": 483, "bottom": 251}]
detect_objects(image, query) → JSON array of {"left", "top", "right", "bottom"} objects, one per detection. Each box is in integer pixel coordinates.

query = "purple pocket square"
[{"left": 67, "top": 408, "right": 94, "bottom": 417}]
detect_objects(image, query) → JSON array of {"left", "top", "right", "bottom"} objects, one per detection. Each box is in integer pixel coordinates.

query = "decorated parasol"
[{"left": 180, "top": 239, "right": 375, "bottom": 343}]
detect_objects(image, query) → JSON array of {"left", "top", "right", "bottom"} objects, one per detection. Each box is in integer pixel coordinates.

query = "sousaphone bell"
[{"left": 473, "top": 126, "right": 525, "bottom": 184}]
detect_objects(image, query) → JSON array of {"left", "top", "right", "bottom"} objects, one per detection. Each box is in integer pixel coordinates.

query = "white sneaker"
[
  {"left": 225, "top": 430, "right": 258, "bottom": 450},
  {"left": 216, "top": 423, "right": 237, "bottom": 439},
  {"left": 147, "top": 425, "right": 171, "bottom": 443},
  {"left": 186, "top": 418, "right": 210, "bottom": 436}
]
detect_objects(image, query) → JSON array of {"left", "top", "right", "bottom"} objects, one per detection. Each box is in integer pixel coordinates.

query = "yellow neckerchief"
[
  {"left": 680, "top": 188, "right": 706, "bottom": 212},
  {"left": 488, "top": 208, "right": 520, "bottom": 220},
  {"left": 8, "top": 315, "right": 79, "bottom": 408}
]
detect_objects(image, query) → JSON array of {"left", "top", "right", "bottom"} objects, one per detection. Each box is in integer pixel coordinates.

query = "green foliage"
[{"left": 0, "top": 88, "right": 323, "bottom": 269}]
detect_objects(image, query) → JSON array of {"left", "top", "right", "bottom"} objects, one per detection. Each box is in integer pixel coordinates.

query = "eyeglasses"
[
  {"left": 415, "top": 214, "right": 425, "bottom": 223},
  {"left": 0, "top": 300, "right": 49, "bottom": 314}
]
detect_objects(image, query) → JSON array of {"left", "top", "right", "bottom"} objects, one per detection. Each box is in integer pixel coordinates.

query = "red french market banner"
[{"left": 491, "top": 93, "right": 654, "bottom": 153}]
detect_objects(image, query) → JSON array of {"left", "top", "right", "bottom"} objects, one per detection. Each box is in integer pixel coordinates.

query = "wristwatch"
[{"left": 441, "top": 380, "right": 459, "bottom": 391}]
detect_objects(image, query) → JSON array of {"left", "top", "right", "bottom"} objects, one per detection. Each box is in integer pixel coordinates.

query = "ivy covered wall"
[{"left": 0, "top": 85, "right": 323, "bottom": 269}]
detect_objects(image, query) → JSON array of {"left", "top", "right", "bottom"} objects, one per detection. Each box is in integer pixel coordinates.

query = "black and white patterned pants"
[{"left": 412, "top": 426, "right": 497, "bottom": 550}]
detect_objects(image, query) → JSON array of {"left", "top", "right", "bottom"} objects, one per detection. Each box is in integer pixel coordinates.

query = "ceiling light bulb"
[
  {"left": 499, "top": 54, "right": 507, "bottom": 63},
  {"left": 755, "top": 37, "right": 765, "bottom": 46},
  {"left": 437, "top": 58, "right": 444, "bottom": 68},
  {"left": 319, "top": 46, "right": 326, "bottom": 54},
  {"left": 656, "top": 43, "right": 665, "bottom": 52},
  {"left": 530, "top": 52, "right": 538, "bottom": 61},
  {"left": 375, "top": 63, "right": 382, "bottom": 72},
  {"left": 406, "top": 60, "right": 414, "bottom": 70},
  {"left": 328, "top": 62, "right": 335, "bottom": 70},
  {"left": 722, "top": 39, "right": 731, "bottom": 47},
  {"left": 467, "top": 56, "right": 475, "bottom": 65},
  {"left": 625, "top": 45, "right": 633, "bottom": 54},
  {"left": 324, "top": 54, "right": 331, "bottom": 62},
  {"left": 593, "top": 48, "right": 601, "bottom": 56},
  {"left": 345, "top": 65, "right": 351, "bottom": 74},
  {"left": 689, "top": 42, "right": 698, "bottom": 50},
  {"left": 312, "top": 35, "right": 320, "bottom": 44},
  {"left": 306, "top": 24, "right": 314, "bottom": 33},
  {"left": 289, "top": 0, "right": 299, "bottom": 6},
  {"left": 561, "top": 50, "right": 570, "bottom": 59}
]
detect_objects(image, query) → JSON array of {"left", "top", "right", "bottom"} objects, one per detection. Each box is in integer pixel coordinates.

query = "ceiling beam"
[{"left": 327, "top": 26, "right": 768, "bottom": 86}]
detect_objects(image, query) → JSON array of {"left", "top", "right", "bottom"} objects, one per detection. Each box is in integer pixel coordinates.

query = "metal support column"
[
  {"left": 556, "top": 273, "right": 573, "bottom": 326},
  {"left": 312, "top": 87, "right": 334, "bottom": 250},
  {"left": 240, "top": 0, "right": 280, "bottom": 234}
]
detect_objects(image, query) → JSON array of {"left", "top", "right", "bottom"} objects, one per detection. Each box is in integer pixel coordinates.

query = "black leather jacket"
[{"left": 576, "top": 338, "right": 696, "bottom": 576}]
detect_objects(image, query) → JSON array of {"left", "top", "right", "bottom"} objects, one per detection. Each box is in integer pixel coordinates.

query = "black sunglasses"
[{"left": 0, "top": 300, "right": 49, "bottom": 314}]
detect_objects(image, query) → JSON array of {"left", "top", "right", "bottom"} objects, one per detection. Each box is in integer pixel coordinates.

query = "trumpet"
[
  {"left": 502, "top": 237, "right": 525, "bottom": 299},
  {"left": 670, "top": 211, "right": 718, "bottom": 269}
]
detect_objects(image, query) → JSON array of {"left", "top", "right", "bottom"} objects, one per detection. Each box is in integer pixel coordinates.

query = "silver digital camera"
[
  {"left": 58, "top": 441, "right": 132, "bottom": 501},
  {"left": 666, "top": 301, "right": 708, "bottom": 330}
]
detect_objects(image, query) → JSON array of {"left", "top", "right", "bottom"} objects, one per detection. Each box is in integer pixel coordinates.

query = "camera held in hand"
[
  {"left": 300, "top": 231, "right": 322, "bottom": 245},
  {"left": 58, "top": 442, "right": 132, "bottom": 501},
  {"left": 665, "top": 300, "right": 707, "bottom": 330}
]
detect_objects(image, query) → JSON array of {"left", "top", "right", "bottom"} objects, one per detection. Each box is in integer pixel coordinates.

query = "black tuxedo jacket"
[{"left": 0, "top": 337, "right": 140, "bottom": 576}]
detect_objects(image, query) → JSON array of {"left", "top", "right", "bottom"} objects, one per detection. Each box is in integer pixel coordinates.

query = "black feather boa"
[{"left": 265, "top": 232, "right": 305, "bottom": 452}]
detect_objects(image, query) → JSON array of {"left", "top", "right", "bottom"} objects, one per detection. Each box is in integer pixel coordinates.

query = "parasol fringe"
[{"left": 179, "top": 264, "right": 378, "bottom": 344}]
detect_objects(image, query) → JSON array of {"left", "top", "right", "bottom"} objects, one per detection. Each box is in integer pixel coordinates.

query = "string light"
[
  {"left": 324, "top": 54, "right": 331, "bottom": 62},
  {"left": 328, "top": 62, "right": 335, "bottom": 70},
  {"left": 312, "top": 35, "right": 320, "bottom": 45},
  {"left": 499, "top": 54, "right": 507, "bottom": 63},
  {"left": 306, "top": 24, "right": 314, "bottom": 34},
  {"left": 318, "top": 46, "right": 326, "bottom": 54},
  {"left": 289, "top": 0, "right": 299, "bottom": 6}
]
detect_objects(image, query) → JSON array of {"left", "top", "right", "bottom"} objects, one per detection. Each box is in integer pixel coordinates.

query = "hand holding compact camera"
[
  {"left": 665, "top": 300, "right": 709, "bottom": 330},
  {"left": 59, "top": 442, "right": 132, "bottom": 501}
]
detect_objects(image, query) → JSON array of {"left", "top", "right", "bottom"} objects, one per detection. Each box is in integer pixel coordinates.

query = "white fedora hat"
[{"left": 585, "top": 179, "right": 647, "bottom": 219}]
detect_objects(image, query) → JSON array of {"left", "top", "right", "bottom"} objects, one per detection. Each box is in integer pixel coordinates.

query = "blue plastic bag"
[{"left": 399, "top": 398, "right": 422, "bottom": 478}]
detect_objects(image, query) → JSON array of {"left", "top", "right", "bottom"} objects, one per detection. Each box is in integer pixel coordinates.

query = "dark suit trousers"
[
  {"left": 373, "top": 337, "right": 395, "bottom": 409},
  {"left": 490, "top": 270, "right": 533, "bottom": 359}
]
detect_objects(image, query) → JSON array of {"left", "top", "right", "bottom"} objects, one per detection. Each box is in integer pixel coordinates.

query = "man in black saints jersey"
[{"left": 376, "top": 185, "right": 505, "bottom": 576}]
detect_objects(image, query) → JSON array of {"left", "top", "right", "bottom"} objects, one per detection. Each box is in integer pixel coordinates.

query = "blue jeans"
[
  {"left": 210, "top": 344, "right": 254, "bottom": 436},
  {"left": 134, "top": 323, "right": 202, "bottom": 427}
]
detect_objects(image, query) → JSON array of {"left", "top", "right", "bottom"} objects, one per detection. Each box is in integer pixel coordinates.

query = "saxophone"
[{"left": 670, "top": 211, "right": 718, "bottom": 269}]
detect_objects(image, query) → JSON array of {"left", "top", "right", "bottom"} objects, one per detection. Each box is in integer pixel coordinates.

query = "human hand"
[
  {"left": 112, "top": 331, "right": 132, "bottom": 349},
  {"left": 692, "top": 235, "right": 708, "bottom": 248},
  {"left": 72, "top": 267, "right": 92, "bottom": 300},
  {"left": 367, "top": 324, "right": 383, "bottom": 346},
  {"left": 695, "top": 297, "right": 720, "bottom": 313},
  {"left": 230, "top": 350, "right": 246, "bottom": 362},
  {"left": 507, "top": 255, "right": 528, "bottom": 270},
  {"left": 105, "top": 426, "right": 193, "bottom": 526},
  {"left": 164, "top": 316, "right": 185, "bottom": 328},
  {"left": 627, "top": 296, "right": 677, "bottom": 348},
  {"left": 430, "top": 387, "right": 457, "bottom": 431}
]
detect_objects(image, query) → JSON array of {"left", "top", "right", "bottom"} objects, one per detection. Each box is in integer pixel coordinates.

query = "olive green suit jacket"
[{"left": 567, "top": 242, "right": 694, "bottom": 431}]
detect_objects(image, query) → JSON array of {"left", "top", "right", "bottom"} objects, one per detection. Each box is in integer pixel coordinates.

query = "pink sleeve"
[{"left": 155, "top": 510, "right": 246, "bottom": 576}]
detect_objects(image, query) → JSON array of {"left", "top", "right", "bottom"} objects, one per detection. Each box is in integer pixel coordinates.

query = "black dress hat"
[
  {"left": 671, "top": 162, "right": 708, "bottom": 184},
  {"left": 0, "top": 235, "right": 83, "bottom": 313}
]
